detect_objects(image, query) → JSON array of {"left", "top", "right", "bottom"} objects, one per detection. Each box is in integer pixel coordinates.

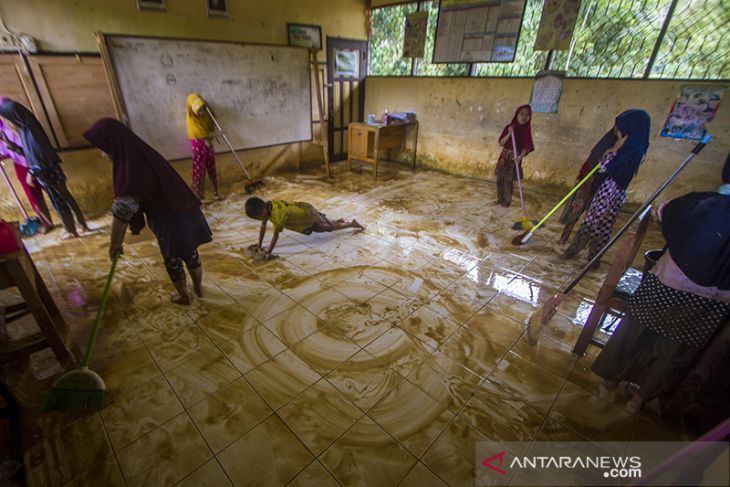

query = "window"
[
  {"left": 473, "top": 0, "right": 546, "bottom": 77},
  {"left": 648, "top": 0, "right": 730, "bottom": 79},
  {"left": 415, "top": 1, "right": 469, "bottom": 76},
  {"left": 368, "top": 0, "right": 729, "bottom": 80},
  {"left": 369, "top": 2, "right": 418, "bottom": 75}
]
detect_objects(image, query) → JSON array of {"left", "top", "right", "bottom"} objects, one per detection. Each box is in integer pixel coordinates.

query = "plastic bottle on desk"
[{"left": 382, "top": 108, "right": 389, "bottom": 125}]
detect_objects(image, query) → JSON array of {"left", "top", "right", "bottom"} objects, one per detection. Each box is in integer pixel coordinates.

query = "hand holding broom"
[{"left": 533, "top": 135, "right": 713, "bottom": 339}]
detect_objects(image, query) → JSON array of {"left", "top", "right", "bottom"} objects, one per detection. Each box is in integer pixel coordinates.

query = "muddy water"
[{"left": 11, "top": 161, "right": 669, "bottom": 486}]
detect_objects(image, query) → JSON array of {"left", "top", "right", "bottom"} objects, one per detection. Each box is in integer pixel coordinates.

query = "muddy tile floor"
[{"left": 5, "top": 161, "right": 682, "bottom": 486}]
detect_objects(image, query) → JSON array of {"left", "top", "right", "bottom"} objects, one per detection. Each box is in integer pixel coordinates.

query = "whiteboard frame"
[
  {"left": 97, "top": 32, "right": 314, "bottom": 161},
  {"left": 431, "top": 0, "right": 528, "bottom": 65}
]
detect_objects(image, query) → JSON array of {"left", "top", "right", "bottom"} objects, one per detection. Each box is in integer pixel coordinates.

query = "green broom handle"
[
  {"left": 83, "top": 254, "right": 119, "bottom": 367},
  {"left": 520, "top": 161, "right": 603, "bottom": 243}
]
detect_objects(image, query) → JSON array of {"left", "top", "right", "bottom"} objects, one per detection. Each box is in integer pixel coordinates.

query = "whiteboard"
[{"left": 104, "top": 35, "right": 312, "bottom": 160}]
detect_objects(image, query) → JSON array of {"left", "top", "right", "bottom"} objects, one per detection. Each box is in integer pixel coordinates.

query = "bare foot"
[
  {"left": 40, "top": 224, "right": 54, "bottom": 234},
  {"left": 213, "top": 193, "right": 223, "bottom": 201},
  {"left": 59, "top": 231, "right": 79, "bottom": 241},
  {"left": 492, "top": 200, "right": 503, "bottom": 206},
  {"left": 171, "top": 293, "right": 192, "bottom": 305}
]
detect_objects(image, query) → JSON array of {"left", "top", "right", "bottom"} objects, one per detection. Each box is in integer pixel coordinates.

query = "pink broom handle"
[
  {"left": 510, "top": 130, "right": 528, "bottom": 219},
  {"left": 0, "top": 160, "right": 31, "bottom": 220}
]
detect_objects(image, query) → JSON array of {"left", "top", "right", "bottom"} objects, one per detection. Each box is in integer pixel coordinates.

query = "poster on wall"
[
  {"left": 287, "top": 23, "right": 322, "bottom": 50},
  {"left": 534, "top": 0, "right": 582, "bottom": 51},
  {"left": 433, "top": 0, "right": 526, "bottom": 63},
  {"left": 403, "top": 11, "right": 429, "bottom": 58},
  {"left": 334, "top": 49, "right": 359, "bottom": 78},
  {"left": 530, "top": 70, "right": 565, "bottom": 113},
  {"left": 660, "top": 85, "right": 725, "bottom": 140}
]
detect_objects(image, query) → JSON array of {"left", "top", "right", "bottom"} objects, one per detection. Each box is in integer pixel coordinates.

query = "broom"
[
  {"left": 205, "top": 106, "right": 264, "bottom": 193},
  {"left": 42, "top": 254, "right": 119, "bottom": 411},
  {"left": 0, "top": 160, "right": 40, "bottom": 236},
  {"left": 510, "top": 133, "right": 538, "bottom": 231},
  {"left": 534, "top": 134, "right": 712, "bottom": 333},
  {"left": 511, "top": 158, "right": 604, "bottom": 246}
]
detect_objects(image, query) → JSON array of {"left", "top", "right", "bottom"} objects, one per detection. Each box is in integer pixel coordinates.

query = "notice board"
[{"left": 433, "top": 0, "right": 526, "bottom": 63}]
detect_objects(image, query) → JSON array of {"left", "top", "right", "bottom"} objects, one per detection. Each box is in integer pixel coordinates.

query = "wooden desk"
[{"left": 347, "top": 121, "right": 418, "bottom": 178}]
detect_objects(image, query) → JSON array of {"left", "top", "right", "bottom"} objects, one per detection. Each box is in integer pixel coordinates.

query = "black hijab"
[
  {"left": 662, "top": 192, "right": 730, "bottom": 290},
  {"left": 0, "top": 98, "right": 59, "bottom": 169},
  {"left": 83, "top": 118, "right": 200, "bottom": 211}
]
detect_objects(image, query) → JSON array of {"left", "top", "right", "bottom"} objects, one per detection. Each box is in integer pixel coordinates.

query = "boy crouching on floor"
[{"left": 245, "top": 197, "right": 364, "bottom": 259}]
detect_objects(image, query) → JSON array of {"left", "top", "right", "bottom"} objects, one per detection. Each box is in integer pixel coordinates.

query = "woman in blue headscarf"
[{"left": 563, "top": 109, "right": 651, "bottom": 266}]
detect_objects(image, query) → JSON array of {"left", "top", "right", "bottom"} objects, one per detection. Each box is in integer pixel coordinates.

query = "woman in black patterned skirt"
[
  {"left": 592, "top": 165, "right": 730, "bottom": 411},
  {"left": 562, "top": 109, "right": 651, "bottom": 267}
]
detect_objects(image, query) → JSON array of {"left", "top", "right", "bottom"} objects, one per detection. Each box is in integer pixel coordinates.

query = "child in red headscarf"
[{"left": 495, "top": 105, "right": 534, "bottom": 207}]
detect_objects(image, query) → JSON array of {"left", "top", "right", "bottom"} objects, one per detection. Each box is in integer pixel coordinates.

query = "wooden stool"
[
  {"left": 572, "top": 210, "right": 652, "bottom": 356},
  {"left": 0, "top": 239, "right": 76, "bottom": 367}
]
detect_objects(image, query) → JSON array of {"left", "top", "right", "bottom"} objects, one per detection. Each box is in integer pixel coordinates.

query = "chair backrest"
[{"left": 594, "top": 206, "right": 652, "bottom": 302}]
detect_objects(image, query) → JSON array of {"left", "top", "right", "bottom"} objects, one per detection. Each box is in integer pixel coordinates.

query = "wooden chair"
[
  {"left": 0, "top": 244, "right": 76, "bottom": 367},
  {"left": 572, "top": 209, "right": 652, "bottom": 356}
]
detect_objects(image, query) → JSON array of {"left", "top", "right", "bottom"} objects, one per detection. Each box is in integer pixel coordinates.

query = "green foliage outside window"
[
  {"left": 369, "top": 0, "right": 729, "bottom": 80},
  {"left": 369, "top": 2, "right": 417, "bottom": 75}
]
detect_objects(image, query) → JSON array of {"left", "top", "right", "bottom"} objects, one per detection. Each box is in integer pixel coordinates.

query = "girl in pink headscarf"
[
  {"left": 0, "top": 116, "right": 54, "bottom": 233},
  {"left": 494, "top": 104, "right": 534, "bottom": 207}
]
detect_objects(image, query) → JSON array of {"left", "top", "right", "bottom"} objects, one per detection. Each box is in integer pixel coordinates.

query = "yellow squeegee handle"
[
  {"left": 520, "top": 162, "right": 603, "bottom": 244},
  {"left": 83, "top": 254, "right": 119, "bottom": 367}
]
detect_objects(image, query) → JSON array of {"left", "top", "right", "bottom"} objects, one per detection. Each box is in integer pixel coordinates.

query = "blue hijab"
[{"left": 600, "top": 109, "right": 651, "bottom": 190}]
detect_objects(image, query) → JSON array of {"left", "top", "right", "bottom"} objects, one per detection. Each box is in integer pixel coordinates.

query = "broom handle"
[
  {"left": 520, "top": 160, "right": 604, "bottom": 243},
  {"left": 0, "top": 160, "right": 31, "bottom": 220},
  {"left": 83, "top": 254, "right": 119, "bottom": 367},
  {"left": 511, "top": 132, "right": 528, "bottom": 219},
  {"left": 204, "top": 106, "right": 252, "bottom": 179},
  {"left": 562, "top": 135, "right": 712, "bottom": 296}
]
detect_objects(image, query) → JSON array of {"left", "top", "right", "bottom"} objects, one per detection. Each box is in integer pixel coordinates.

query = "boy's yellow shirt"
[
  {"left": 186, "top": 93, "right": 214, "bottom": 140},
  {"left": 269, "top": 200, "right": 320, "bottom": 233}
]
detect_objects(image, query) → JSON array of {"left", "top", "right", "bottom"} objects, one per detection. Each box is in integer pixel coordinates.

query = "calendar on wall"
[{"left": 433, "top": 0, "right": 526, "bottom": 63}]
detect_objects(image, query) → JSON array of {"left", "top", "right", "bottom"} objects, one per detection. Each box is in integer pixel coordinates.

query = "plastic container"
[
  {"left": 382, "top": 108, "right": 389, "bottom": 125},
  {"left": 0, "top": 221, "right": 20, "bottom": 254}
]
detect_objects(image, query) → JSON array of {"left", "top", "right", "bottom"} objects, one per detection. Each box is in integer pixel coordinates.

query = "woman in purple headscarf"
[
  {"left": 0, "top": 117, "right": 54, "bottom": 232},
  {"left": 84, "top": 118, "right": 212, "bottom": 305},
  {"left": 563, "top": 109, "right": 651, "bottom": 266}
]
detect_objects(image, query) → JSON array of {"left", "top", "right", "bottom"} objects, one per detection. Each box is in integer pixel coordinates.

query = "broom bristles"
[{"left": 42, "top": 367, "right": 107, "bottom": 411}]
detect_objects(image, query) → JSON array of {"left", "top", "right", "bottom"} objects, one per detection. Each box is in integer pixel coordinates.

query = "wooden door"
[{"left": 326, "top": 37, "right": 367, "bottom": 162}]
